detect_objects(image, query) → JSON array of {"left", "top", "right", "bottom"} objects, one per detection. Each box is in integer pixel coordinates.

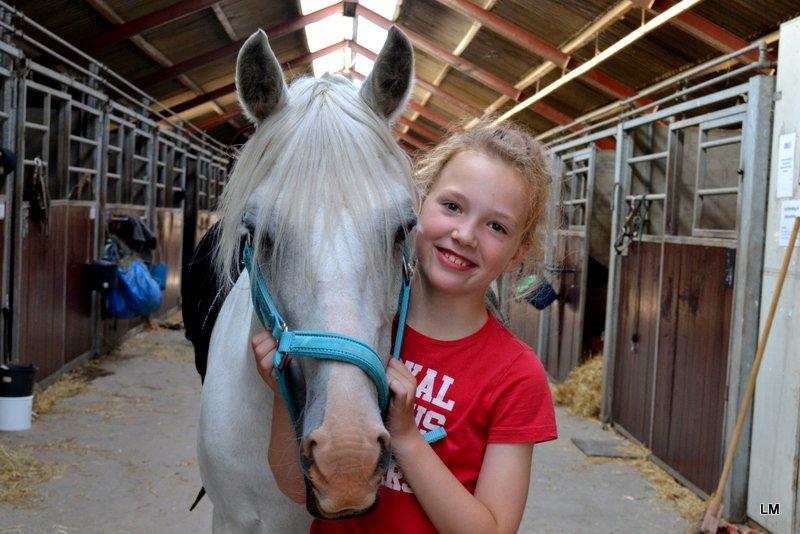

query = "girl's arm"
[
  {"left": 387, "top": 359, "right": 533, "bottom": 534},
  {"left": 253, "top": 332, "right": 307, "bottom": 503}
]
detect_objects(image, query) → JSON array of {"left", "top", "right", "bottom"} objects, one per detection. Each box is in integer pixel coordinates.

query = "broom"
[{"left": 700, "top": 215, "right": 800, "bottom": 533}]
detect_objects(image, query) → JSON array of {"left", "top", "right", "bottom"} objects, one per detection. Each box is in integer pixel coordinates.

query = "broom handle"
[{"left": 711, "top": 215, "right": 800, "bottom": 504}]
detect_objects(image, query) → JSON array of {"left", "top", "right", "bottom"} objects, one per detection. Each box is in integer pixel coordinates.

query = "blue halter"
[{"left": 243, "top": 242, "right": 445, "bottom": 445}]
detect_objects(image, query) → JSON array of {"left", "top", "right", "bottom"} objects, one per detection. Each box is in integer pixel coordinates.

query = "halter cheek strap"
[{"left": 243, "top": 242, "right": 445, "bottom": 445}]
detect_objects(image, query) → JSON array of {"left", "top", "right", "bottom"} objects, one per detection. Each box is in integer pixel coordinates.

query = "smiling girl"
[{"left": 254, "top": 119, "right": 558, "bottom": 533}]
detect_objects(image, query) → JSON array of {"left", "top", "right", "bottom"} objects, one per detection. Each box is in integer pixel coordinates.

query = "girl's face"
[{"left": 415, "top": 150, "right": 530, "bottom": 300}]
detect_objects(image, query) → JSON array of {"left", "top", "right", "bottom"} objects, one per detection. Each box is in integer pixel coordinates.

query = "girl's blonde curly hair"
[{"left": 415, "top": 117, "right": 553, "bottom": 294}]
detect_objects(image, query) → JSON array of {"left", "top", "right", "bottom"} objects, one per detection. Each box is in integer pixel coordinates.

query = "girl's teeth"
[{"left": 444, "top": 252, "right": 467, "bottom": 266}]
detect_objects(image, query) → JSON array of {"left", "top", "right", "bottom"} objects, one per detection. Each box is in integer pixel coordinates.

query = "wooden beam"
[
  {"left": 395, "top": 130, "right": 429, "bottom": 151},
  {"left": 212, "top": 3, "right": 238, "bottom": 41},
  {"left": 413, "top": 74, "right": 484, "bottom": 118},
  {"left": 171, "top": 82, "right": 236, "bottom": 114},
  {"left": 432, "top": 0, "right": 569, "bottom": 69},
  {"left": 81, "top": 0, "right": 219, "bottom": 49},
  {"left": 398, "top": 140, "right": 418, "bottom": 156},
  {"left": 196, "top": 108, "right": 242, "bottom": 130},
  {"left": 133, "top": 3, "right": 343, "bottom": 88},
  {"left": 400, "top": 0, "right": 496, "bottom": 135},
  {"left": 397, "top": 116, "right": 442, "bottom": 143},
  {"left": 355, "top": 4, "right": 520, "bottom": 100},
  {"left": 406, "top": 101, "right": 455, "bottom": 131},
  {"left": 355, "top": 3, "right": 628, "bottom": 139},
  {"left": 431, "top": 0, "right": 645, "bottom": 104},
  {"left": 85, "top": 0, "right": 225, "bottom": 114},
  {"left": 651, "top": 0, "right": 770, "bottom": 63}
]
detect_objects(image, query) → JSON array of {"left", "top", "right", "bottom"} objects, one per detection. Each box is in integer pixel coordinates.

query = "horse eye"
[
  {"left": 394, "top": 217, "right": 417, "bottom": 244},
  {"left": 259, "top": 230, "right": 273, "bottom": 250},
  {"left": 394, "top": 226, "right": 405, "bottom": 244}
]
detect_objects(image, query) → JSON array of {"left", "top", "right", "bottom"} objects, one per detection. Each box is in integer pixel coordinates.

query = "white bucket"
[{"left": 0, "top": 395, "right": 33, "bottom": 431}]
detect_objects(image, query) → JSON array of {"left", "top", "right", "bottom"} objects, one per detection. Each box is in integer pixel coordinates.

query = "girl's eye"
[
  {"left": 444, "top": 202, "right": 460, "bottom": 212},
  {"left": 489, "top": 222, "right": 506, "bottom": 234}
]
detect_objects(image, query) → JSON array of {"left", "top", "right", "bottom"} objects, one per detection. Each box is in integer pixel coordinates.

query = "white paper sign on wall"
[
  {"left": 777, "top": 132, "right": 796, "bottom": 198},
  {"left": 779, "top": 199, "right": 800, "bottom": 246}
]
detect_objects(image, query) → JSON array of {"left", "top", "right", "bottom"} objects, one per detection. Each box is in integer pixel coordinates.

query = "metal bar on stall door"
[
  {"left": 574, "top": 145, "right": 596, "bottom": 371},
  {"left": 723, "top": 74, "right": 774, "bottom": 521},
  {"left": 9, "top": 72, "right": 25, "bottom": 362},
  {"left": 0, "top": 49, "right": 14, "bottom": 362},
  {"left": 146, "top": 130, "right": 156, "bottom": 229},
  {"left": 600, "top": 123, "right": 628, "bottom": 424}
]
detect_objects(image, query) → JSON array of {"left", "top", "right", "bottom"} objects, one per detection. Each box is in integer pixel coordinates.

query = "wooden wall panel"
[
  {"left": 196, "top": 211, "right": 213, "bottom": 245},
  {"left": 18, "top": 204, "right": 68, "bottom": 380},
  {"left": 652, "top": 244, "right": 732, "bottom": 494},
  {"left": 508, "top": 297, "right": 540, "bottom": 355},
  {"left": 155, "top": 208, "right": 183, "bottom": 313},
  {"left": 546, "top": 235, "right": 584, "bottom": 381},
  {"left": 63, "top": 204, "right": 94, "bottom": 363},
  {"left": 611, "top": 240, "right": 661, "bottom": 446}
]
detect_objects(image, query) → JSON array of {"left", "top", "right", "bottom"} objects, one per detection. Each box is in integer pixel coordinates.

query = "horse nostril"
[
  {"left": 304, "top": 437, "right": 318, "bottom": 461},
  {"left": 375, "top": 431, "right": 391, "bottom": 474}
]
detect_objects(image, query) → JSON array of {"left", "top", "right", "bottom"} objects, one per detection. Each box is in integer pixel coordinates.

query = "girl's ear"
[{"left": 504, "top": 243, "right": 530, "bottom": 273}]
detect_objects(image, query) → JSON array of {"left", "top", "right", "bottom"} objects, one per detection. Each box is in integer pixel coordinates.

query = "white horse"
[{"left": 197, "top": 27, "right": 416, "bottom": 532}]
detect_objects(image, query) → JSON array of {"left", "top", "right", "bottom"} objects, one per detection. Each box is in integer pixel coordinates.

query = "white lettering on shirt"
[{"left": 382, "top": 359, "right": 457, "bottom": 494}]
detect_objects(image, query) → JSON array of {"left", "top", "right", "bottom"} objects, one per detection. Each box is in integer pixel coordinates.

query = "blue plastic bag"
[
  {"left": 150, "top": 263, "right": 168, "bottom": 290},
  {"left": 527, "top": 281, "right": 559, "bottom": 310},
  {"left": 107, "top": 261, "right": 163, "bottom": 319}
]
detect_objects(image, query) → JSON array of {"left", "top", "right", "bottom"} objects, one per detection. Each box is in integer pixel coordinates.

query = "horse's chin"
[{"left": 304, "top": 478, "right": 380, "bottom": 520}]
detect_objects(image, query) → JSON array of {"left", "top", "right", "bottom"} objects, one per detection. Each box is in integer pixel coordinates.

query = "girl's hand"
[
  {"left": 252, "top": 330, "right": 285, "bottom": 394},
  {"left": 387, "top": 358, "right": 420, "bottom": 445}
]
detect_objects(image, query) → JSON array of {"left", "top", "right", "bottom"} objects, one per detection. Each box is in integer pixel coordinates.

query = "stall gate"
[
  {"left": 11, "top": 67, "right": 104, "bottom": 379},
  {"left": 0, "top": 33, "right": 230, "bottom": 380},
  {"left": 510, "top": 139, "right": 616, "bottom": 382},
  {"left": 542, "top": 148, "right": 596, "bottom": 381},
  {"left": 603, "top": 76, "right": 773, "bottom": 499}
]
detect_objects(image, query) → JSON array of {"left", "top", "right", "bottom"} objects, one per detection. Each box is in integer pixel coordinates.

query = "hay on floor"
[
  {"left": 586, "top": 439, "right": 706, "bottom": 522},
  {"left": 0, "top": 444, "right": 65, "bottom": 504},
  {"left": 631, "top": 457, "right": 706, "bottom": 521},
  {"left": 551, "top": 354, "right": 603, "bottom": 419},
  {"left": 32, "top": 359, "right": 110, "bottom": 415}
]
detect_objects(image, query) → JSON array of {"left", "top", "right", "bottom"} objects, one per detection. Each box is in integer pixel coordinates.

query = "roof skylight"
[{"left": 298, "top": 0, "right": 399, "bottom": 78}]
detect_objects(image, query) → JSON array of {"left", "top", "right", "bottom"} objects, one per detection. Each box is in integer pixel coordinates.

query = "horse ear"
[
  {"left": 236, "top": 29, "right": 288, "bottom": 124},
  {"left": 359, "top": 26, "right": 414, "bottom": 122}
]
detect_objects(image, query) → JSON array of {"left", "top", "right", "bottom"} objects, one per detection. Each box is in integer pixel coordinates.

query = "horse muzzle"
[{"left": 300, "top": 428, "right": 391, "bottom": 519}]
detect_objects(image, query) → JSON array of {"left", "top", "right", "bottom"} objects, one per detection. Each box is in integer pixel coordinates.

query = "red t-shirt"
[{"left": 311, "top": 312, "right": 558, "bottom": 533}]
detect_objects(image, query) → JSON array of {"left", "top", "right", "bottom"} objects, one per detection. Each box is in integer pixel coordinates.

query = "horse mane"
[{"left": 213, "top": 73, "right": 416, "bottom": 306}]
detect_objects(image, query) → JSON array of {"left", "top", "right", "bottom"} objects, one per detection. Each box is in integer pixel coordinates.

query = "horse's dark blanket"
[{"left": 182, "top": 222, "right": 229, "bottom": 382}]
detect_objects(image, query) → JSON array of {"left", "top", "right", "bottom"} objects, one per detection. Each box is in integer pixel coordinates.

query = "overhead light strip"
[{"left": 492, "top": 0, "right": 705, "bottom": 126}]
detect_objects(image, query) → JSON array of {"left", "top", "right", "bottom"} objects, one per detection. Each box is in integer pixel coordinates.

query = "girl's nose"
[{"left": 451, "top": 228, "right": 477, "bottom": 248}]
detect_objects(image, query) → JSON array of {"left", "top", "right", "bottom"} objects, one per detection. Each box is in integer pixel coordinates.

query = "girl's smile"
[{"left": 435, "top": 246, "right": 477, "bottom": 271}]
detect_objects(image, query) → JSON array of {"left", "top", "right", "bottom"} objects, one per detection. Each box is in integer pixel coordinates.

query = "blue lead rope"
[{"left": 243, "top": 242, "right": 445, "bottom": 445}]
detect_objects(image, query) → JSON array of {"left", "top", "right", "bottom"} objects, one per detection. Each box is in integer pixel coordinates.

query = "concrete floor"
[{"left": 0, "top": 325, "right": 692, "bottom": 533}]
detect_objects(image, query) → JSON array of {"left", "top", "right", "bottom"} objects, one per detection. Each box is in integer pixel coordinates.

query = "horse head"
[{"left": 215, "top": 27, "right": 416, "bottom": 519}]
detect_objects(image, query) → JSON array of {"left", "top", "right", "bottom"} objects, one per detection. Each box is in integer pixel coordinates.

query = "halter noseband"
[{"left": 243, "top": 241, "right": 445, "bottom": 445}]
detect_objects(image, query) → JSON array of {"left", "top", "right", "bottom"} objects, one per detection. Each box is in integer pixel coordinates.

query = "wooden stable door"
[{"left": 611, "top": 108, "right": 745, "bottom": 495}]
